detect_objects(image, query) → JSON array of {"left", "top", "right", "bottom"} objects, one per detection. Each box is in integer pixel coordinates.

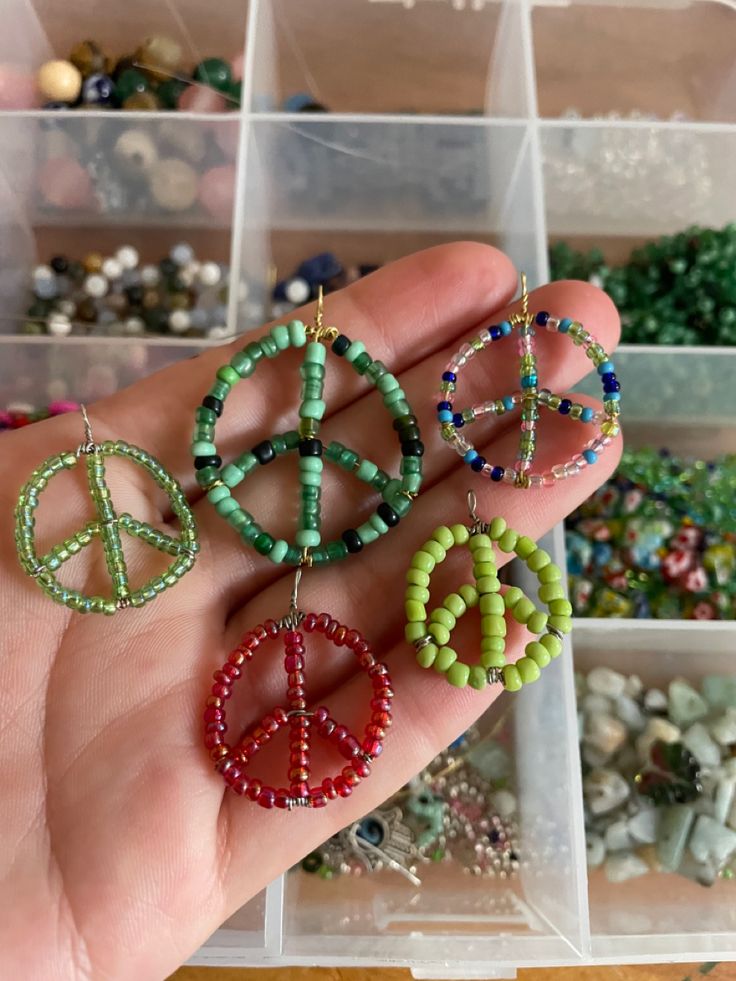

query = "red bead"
[
  {"left": 203, "top": 706, "right": 223, "bottom": 723},
  {"left": 366, "top": 724, "right": 385, "bottom": 739},
  {"left": 211, "top": 683, "right": 231, "bottom": 700},
  {"left": 325, "top": 619, "right": 338, "bottom": 639},
  {"left": 228, "top": 650, "right": 246, "bottom": 667},
  {"left": 374, "top": 686, "right": 394, "bottom": 700},
  {"left": 314, "top": 706, "right": 329, "bottom": 723},
  {"left": 319, "top": 718, "right": 336, "bottom": 737},
  {"left": 253, "top": 727, "right": 270, "bottom": 746},
  {"left": 334, "top": 776, "right": 353, "bottom": 798},
  {"left": 372, "top": 711, "right": 392, "bottom": 728},
  {"left": 290, "top": 751, "right": 311, "bottom": 768},
  {"left": 243, "top": 632, "right": 260, "bottom": 649},
  {"left": 258, "top": 786, "right": 277, "bottom": 808},
  {"left": 369, "top": 663, "right": 389, "bottom": 678},
  {"left": 254, "top": 624, "right": 268, "bottom": 642},
  {"left": 275, "top": 790, "right": 291, "bottom": 809},
  {"left": 358, "top": 652, "right": 376, "bottom": 669},
  {"left": 204, "top": 731, "right": 223, "bottom": 749},
  {"left": 205, "top": 721, "right": 227, "bottom": 735},
  {"left": 291, "top": 781, "right": 309, "bottom": 798},
  {"left": 338, "top": 736, "right": 360, "bottom": 760},
  {"left": 353, "top": 758, "right": 371, "bottom": 778},
  {"left": 331, "top": 724, "right": 349, "bottom": 743},
  {"left": 247, "top": 779, "right": 263, "bottom": 801},
  {"left": 231, "top": 775, "right": 249, "bottom": 796},
  {"left": 222, "top": 763, "right": 242, "bottom": 785},
  {"left": 371, "top": 697, "right": 392, "bottom": 713},
  {"left": 334, "top": 625, "right": 348, "bottom": 645},
  {"left": 222, "top": 663, "right": 241, "bottom": 681},
  {"left": 210, "top": 745, "right": 228, "bottom": 762},
  {"left": 310, "top": 790, "right": 328, "bottom": 808},
  {"left": 303, "top": 612, "right": 318, "bottom": 632},
  {"left": 285, "top": 630, "right": 303, "bottom": 645},
  {"left": 316, "top": 612, "right": 330, "bottom": 632},
  {"left": 345, "top": 629, "right": 362, "bottom": 648},
  {"left": 239, "top": 735, "right": 257, "bottom": 757},
  {"left": 216, "top": 756, "right": 236, "bottom": 775},
  {"left": 289, "top": 765, "right": 310, "bottom": 782},
  {"left": 274, "top": 706, "right": 288, "bottom": 725},
  {"left": 262, "top": 715, "right": 279, "bottom": 735},
  {"left": 206, "top": 695, "right": 223, "bottom": 708},
  {"left": 285, "top": 653, "right": 304, "bottom": 672},
  {"left": 362, "top": 737, "right": 383, "bottom": 758},
  {"left": 322, "top": 777, "right": 338, "bottom": 799},
  {"left": 264, "top": 619, "right": 279, "bottom": 638},
  {"left": 341, "top": 766, "right": 361, "bottom": 787},
  {"left": 354, "top": 640, "right": 370, "bottom": 656}
]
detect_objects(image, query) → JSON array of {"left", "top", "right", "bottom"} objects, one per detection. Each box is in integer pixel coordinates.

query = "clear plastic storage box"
[{"left": 1, "top": 0, "right": 735, "bottom": 977}]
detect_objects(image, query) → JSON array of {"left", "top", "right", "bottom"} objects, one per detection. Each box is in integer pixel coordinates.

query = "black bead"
[
  {"left": 401, "top": 439, "right": 424, "bottom": 457},
  {"left": 125, "top": 285, "right": 144, "bottom": 307},
  {"left": 392, "top": 414, "right": 418, "bottom": 431},
  {"left": 194, "top": 454, "right": 222, "bottom": 470},
  {"left": 331, "top": 334, "right": 351, "bottom": 356},
  {"left": 252, "top": 440, "right": 275, "bottom": 465},
  {"left": 50, "top": 255, "right": 68, "bottom": 274},
  {"left": 377, "top": 502, "right": 400, "bottom": 527},
  {"left": 202, "top": 395, "right": 223, "bottom": 417},
  {"left": 399, "top": 426, "right": 421, "bottom": 442},
  {"left": 342, "top": 529, "right": 364, "bottom": 553},
  {"left": 299, "top": 438, "right": 323, "bottom": 457}
]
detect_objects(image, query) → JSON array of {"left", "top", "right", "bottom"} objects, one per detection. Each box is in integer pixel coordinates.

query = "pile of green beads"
[
  {"left": 193, "top": 318, "right": 423, "bottom": 566},
  {"left": 15, "top": 440, "right": 198, "bottom": 614},
  {"left": 405, "top": 518, "right": 570, "bottom": 692}
]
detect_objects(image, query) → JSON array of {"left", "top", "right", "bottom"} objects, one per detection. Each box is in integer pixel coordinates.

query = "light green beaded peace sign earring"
[
  {"left": 404, "top": 491, "right": 570, "bottom": 693},
  {"left": 14, "top": 405, "right": 199, "bottom": 615}
]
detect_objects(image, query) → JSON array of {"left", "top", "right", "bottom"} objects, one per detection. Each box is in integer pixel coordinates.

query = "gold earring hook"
[{"left": 306, "top": 285, "right": 338, "bottom": 344}]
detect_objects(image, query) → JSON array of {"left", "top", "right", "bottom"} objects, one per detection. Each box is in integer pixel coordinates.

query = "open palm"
[{"left": 0, "top": 244, "right": 621, "bottom": 981}]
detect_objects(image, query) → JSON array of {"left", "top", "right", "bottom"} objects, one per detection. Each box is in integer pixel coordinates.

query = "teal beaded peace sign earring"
[
  {"left": 196, "top": 289, "right": 424, "bottom": 810},
  {"left": 14, "top": 406, "right": 199, "bottom": 614}
]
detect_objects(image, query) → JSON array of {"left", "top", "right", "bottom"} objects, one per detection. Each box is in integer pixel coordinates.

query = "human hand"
[{"left": 0, "top": 243, "right": 620, "bottom": 980}]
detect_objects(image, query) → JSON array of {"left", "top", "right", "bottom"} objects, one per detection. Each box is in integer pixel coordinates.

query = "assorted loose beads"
[
  {"left": 437, "top": 274, "right": 621, "bottom": 488},
  {"left": 405, "top": 511, "right": 570, "bottom": 692},
  {"left": 15, "top": 412, "right": 198, "bottom": 614},
  {"left": 207, "top": 613, "right": 391, "bottom": 809},
  {"left": 194, "top": 304, "right": 423, "bottom": 566}
]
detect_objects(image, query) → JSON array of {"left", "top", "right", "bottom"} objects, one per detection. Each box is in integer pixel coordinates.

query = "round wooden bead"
[
  {"left": 37, "top": 60, "right": 82, "bottom": 102},
  {"left": 114, "top": 128, "right": 158, "bottom": 177},
  {"left": 150, "top": 158, "right": 198, "bottom": 212}
]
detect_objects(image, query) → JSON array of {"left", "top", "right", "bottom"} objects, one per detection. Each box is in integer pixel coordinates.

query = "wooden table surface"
[{"left": 171, "top": 963, "right": 735, "bottom": 981}]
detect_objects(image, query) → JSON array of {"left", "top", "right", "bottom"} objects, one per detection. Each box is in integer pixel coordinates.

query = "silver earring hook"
[
  {"left": 290, "top": 565, "right": 303, "bottom": 613},
  {"left": 467, "top": 488, "right": 478, "bottom": 525},
  {"left": 76, "top": 404, "right": 98, "bottom": 457}
]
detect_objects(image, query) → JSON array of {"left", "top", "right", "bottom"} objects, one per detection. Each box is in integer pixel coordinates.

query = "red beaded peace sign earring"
[{"left": 196, "top": 290, "right": 424, "bottom": 810}]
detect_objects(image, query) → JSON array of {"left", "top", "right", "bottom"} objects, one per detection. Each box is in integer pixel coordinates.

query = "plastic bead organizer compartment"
[{"left": 0, "top": 0, "right": 736, "bottom": 978}]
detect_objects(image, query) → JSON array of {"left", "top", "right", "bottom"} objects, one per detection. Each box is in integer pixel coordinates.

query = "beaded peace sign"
[
  {"left": 192, "top": 290, "right": 423, "bottom": 565},
  {"left": 15, "top": 406, "right": 198, "bottom": 614},
  {"left": 436, "top": 274, "right": 621, "bottom": 488},
  {"left": 405, "top": 493, "right": 570, "bottom": 693}
]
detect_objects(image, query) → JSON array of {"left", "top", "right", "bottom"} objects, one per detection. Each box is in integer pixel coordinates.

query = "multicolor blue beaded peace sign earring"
[
  {"left": 196, "top": 289, "right": 424, "bottom": 810},
  {"left": 14, "top": 405, "right": 199, "bottom": 614},
  {"left": 436, "top": 274, "right": 621, "bottom": 488}
]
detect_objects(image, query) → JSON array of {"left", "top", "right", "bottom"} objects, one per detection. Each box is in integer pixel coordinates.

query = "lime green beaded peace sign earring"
[
  {"left": 405, "top": 492, "right": 570, "bottom": 694},
  {"left": 195, "top": 290, "right": 424, "bottom": 811},
  {"left": 14, "top": 406, "right": 199, "bottom": 614}
]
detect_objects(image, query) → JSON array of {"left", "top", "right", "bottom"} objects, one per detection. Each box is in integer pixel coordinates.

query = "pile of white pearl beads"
[{"left": 25, "top": 243, "right": 238, "bottom": 339}]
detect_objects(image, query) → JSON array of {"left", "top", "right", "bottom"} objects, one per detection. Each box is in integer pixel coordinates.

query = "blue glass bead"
[
  {"left": 601, "top": 372, "right": 616, "bottom": 383},
  {"left": 500, "top": 321, "right": 512, "bottom": 336},
  {"left": 521, "top": 374, "right": 538, "bottom": 387},
  {"left": 452, "top": 413, "right": 465, "bottom": 428},
  {"left": 490, "top": 465, "right": 504, "bottom": 482},
  {"left": 583, "top": 449, "right": 598, "bottom": 464},
  {"left": 558, "top": 399, "right": 572, "bottom": 415},
  {"left": 603, "top": 379, "right": 621, "bottom": 393},
  {"left": 581, "top": 407, "right": 594, "bottom": 423},
  {"left": 597, "top": 360, "right": 615, "bottom": 375},
  {"left": 437, "top": 410, "right": 452, "bottom": 423},
  {"left": 442, "top": 371, "right": 456, "bottom": 383},
  {"left": 559, "top": 318, "right": 573, "bottom": 333},
  {"left": 272, "top": 279, "right": 288, "bottom": 301},
  {"left": 490, "top": 326, "right": 502, "bottom": 341},
  {"left": 502, "top": 396, "right": 514, "bottom": 412},
  {"left": 535, "top": 311, "right": 549, "bottom": 326},
  {"left": 470, "top": 455, "right": 486, "bottom": 472},
  {"left": 296, "top": 251, "right": 342, "bottom": 285},
  {"left": 437, "top": 401, "right": 451, "bottom": 412},
  {"left": 464, "top": 449, "right": 478, "bottom": 463},
  {"left": 82, "top": 73, "right": 115, "bottom": 105},
  {"left": 605, "top": 391, "right": 621, "bottom": 401}
]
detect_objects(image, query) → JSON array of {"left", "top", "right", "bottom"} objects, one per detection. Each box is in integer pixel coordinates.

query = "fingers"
[
  {"left": 191, "top": 279, "right": 620, "bottom": 613},
  {"left": 91, "top": 242, "right": 518, "bottom": 492}
]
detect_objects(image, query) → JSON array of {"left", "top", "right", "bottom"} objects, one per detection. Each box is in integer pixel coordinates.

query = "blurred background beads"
[
  {"left": 21, "top": 243, "right": 236, "bottom": 339},
  {"left": 579, "top": 667, "right": 736, "bottom": 887},
  {"left": 1, "top": 400, "right": 80, "bottom": 431},
  {"left": 550, "top": 224, "right": 736, "bottom": 345},
  {"left": 33, "top": 36, "right": 241, "bottom": 112},
  {"left": 270, "top": 251, "right": 382, "bottom": 320},
  {"left": 565, "top": 446, "right": 736, "bottom": 620}
]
